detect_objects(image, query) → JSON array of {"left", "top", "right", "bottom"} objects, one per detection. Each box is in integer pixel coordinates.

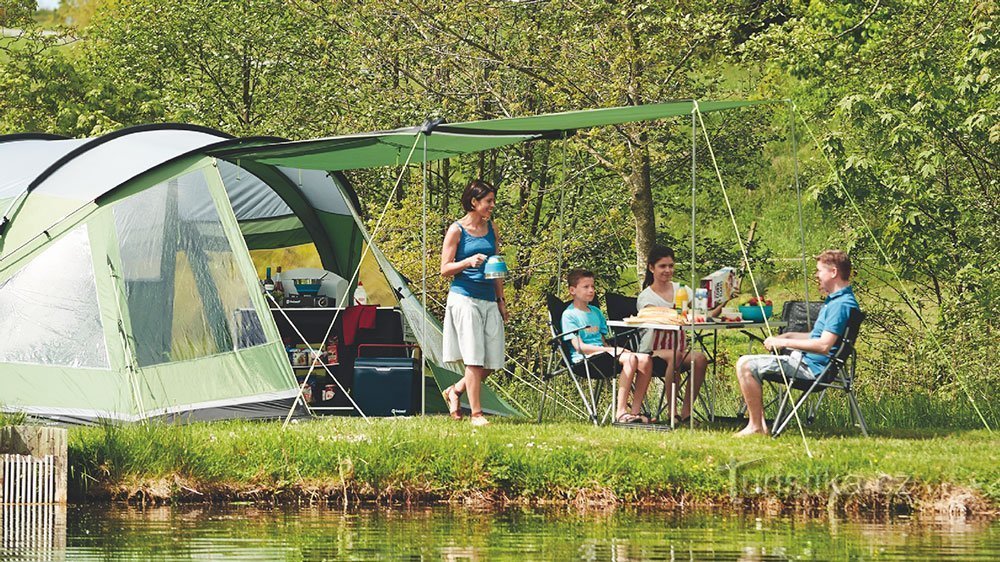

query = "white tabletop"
[{"left": 606, "top": 319, "right": 787, "bottom": 332}]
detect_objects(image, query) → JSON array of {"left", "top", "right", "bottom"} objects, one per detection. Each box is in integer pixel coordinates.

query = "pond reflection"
[{"left": 0, "top": 504, "right": 995, "bottom": 561}]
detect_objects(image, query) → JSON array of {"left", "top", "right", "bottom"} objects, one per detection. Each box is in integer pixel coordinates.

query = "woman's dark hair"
[
  {"left": 642, "top": 245, "right": 675, "bottom": 288},
  {"left": 461, "top": 179, "right": 497, "bottom": 212}
]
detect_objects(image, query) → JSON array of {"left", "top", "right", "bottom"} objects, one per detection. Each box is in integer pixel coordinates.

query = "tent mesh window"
[
  {"left": 112, "top": 169, "right": 267, "bottom": 366},
  {"left": 0, "top": 225, "right": 110, "bottom": 368}
]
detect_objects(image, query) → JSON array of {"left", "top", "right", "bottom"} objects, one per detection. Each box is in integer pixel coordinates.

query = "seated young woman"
[{"left": 635, "top": 245, "right": 708, "bottom": 425}]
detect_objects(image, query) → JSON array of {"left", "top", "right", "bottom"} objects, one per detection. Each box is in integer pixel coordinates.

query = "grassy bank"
[{"left": 68, "top": 417, "right": 998, "bottom": 516}]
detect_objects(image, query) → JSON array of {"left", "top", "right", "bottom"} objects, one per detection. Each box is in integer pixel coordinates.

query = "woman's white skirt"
[{"left": 442, "top": 291, "right": 505, "bottom": 370}]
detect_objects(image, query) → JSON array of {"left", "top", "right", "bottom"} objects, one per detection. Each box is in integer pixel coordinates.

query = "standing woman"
[
  {"left": 636, "top": 245, "right": 708, "bottom": 425},
  {"left": 440, "top": 179, "right": 509, "bottom": 426}
]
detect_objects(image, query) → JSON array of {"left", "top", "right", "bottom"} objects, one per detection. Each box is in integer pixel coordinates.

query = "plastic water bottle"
[
  {"left": 694, "top": 288, "right": 709, "bottom": 322},
  {"left": 354, "top": 281, "right": 367, "bottom": 306}
]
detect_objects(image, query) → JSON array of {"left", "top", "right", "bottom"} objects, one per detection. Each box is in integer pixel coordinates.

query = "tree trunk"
[{"left": 627, "top": 144, "right": 656, "bottom": 284}]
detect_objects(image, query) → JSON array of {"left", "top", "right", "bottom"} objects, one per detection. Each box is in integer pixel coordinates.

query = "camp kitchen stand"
[{"left": 270, "top": 306, "right": 421, "bottom": 417}]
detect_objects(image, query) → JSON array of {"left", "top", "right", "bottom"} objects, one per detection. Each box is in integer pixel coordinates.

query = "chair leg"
[
  {"left": 569, "top": 365, "right": 598, "bottom": 425},
  {"left": 848, "top": 390, "right": 869, "bottom": 436},
  {"left": 771, "top": 385, "right": 791, "bottom": 434},
  {"left": 773, "top": 378, "right": 823, "bottom": 437},
  {"left": 602, "top": 378, "right": 615, "bottom": 424},
  {"left": 807, "top": 389, "right": 828, "bottom": 424}
]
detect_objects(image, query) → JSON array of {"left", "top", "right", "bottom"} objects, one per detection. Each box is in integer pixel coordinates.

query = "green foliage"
[
  {"left": 0, "top": 410, "right": 27, "bottom": 426},
  {"left": 0, "top": 0, "right": 34, "bottom": 28},
  {"left": 741, "top": 0, "right": 999, "bottom": 407}
]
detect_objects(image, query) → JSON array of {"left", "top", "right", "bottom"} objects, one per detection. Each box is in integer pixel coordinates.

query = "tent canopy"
[{"left": 210, "top": 100, "right": 779, "bottom": 171}]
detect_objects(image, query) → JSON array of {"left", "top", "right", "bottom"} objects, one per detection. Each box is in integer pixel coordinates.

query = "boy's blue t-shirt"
[
  {"left": 561, "top": 304, "right": 608, "bottom": 363},
  {"left": 801, "top": 285, "right": 860, "bottom": 374}
]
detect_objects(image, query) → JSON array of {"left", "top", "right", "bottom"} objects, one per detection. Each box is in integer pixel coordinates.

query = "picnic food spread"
[{"left": 623, "top": 306, "right": 687, "bottom": 325}]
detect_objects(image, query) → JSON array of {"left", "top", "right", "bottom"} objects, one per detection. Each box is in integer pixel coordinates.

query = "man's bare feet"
[{"left": 735, "top": 425, "right": 769, "bottom": 437}]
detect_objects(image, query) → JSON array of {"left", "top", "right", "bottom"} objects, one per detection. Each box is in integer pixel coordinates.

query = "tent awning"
[{"left": 210, "top": 100, "right": 779, "bottom": 171}]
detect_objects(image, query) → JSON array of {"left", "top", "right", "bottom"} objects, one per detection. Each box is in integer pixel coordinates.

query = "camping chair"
[
  {"left": 766, "top": 308, "right": 868, "bottom": 437},
  {"left": 605, "top": 292, "right": 696, "bottom": 422},
  {"left": 738, "top": 299, "right": 825, "bottom": 416},
  {"left": 538, "top": 294, "right": 619, "bottom": 425}
]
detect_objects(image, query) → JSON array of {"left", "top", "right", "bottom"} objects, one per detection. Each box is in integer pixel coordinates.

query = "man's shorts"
[{"left": 742, "top": 352, "right": 817, "bottom": 385}]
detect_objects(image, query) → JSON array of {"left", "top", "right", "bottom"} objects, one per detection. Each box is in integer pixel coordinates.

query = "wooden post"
[{"left": 0, "top": 426, "right": 67, "bottom": 504}]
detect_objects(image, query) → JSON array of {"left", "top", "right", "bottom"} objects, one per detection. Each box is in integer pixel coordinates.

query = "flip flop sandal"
[
  {"left": 442, "top": 386, "right": 462, "bottom": 420},
  {"left": 470, "top": 411, "right": 489, "bottom": 427},
  {"left": 616, "top": 413, "right": 643, "bottom": 424}
]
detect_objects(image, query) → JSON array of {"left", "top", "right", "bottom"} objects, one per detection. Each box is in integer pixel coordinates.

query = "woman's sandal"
[
  {"left": 616, "top": 413, "right": 648, "bottom": 425},
  {"left": 442, "top": 386, "right": 462, "bottom": 420},
  {"left": 470, "top": 411, "right": 489, "bottom": 427}
]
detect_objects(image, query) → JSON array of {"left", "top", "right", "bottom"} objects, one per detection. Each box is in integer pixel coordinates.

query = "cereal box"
[{"left": 700, "top": 267, "right": 739, "bottom": 309}]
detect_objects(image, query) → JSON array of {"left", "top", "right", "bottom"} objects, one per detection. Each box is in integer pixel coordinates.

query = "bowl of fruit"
[{"left": 739, "top": 297, "right": 773, "bottom": 322}]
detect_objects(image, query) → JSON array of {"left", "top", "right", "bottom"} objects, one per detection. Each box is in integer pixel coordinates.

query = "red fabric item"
[{"left": 342, "top": 305, "right": 377, "bottom": 346}]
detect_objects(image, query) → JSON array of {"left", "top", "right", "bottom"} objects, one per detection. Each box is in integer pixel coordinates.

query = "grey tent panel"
[
  {"left": 0, "top": 139, "right": 90, "bottom": 200},
  {"left": 277, "top": 167, "right": 353, "bottom": 216},
  {"left": 31, "top": 128, "right": 228, "bottom": 202},
  {"left": 218, "top": 160, "right": 295, "bottom": 221}
]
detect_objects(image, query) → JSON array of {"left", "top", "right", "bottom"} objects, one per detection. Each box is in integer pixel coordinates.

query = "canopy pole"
[
  {"left": 421, "top": 133, "right": 428, "bottom": 416},
  {"left": 556, "top": 133, "right": 568, "bottom": 288},
  {"left": 689, "top": 105, "right": 697, "bottom": 430},
  {"left": 694, "top": 107, "right": 813, "bottom": 456},
  {"left": 789, "top": 101, "right": 812, "bottom": 329}
]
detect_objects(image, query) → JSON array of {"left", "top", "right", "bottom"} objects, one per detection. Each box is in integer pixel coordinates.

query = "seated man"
[
  {"left": 735, "top": 250, "right": 860, "bottom": 436},
  {"left": 562, "top": 268, "right": 654, "bottom": 424}
]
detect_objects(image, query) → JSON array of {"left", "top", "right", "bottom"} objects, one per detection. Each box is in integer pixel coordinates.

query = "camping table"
[{"left": 606, "top": 319, "right": 787, "bottom": 428}]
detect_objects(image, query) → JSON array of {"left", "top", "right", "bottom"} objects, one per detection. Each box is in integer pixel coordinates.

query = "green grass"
[
  {"left": 68, "top": 417, "right": 999, "bottom": 513},
  {"left": 0, "top": 410, "right": 27, "bottom": 426}
]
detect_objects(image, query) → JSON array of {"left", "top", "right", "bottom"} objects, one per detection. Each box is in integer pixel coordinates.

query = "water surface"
[{"left": 2, "top": 504, "right": 997, "bottom": 560}]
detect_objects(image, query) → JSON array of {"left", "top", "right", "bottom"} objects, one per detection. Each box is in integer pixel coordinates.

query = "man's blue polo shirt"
[{"left": 801, "top": 285, "right": 860, "bottom": 374}]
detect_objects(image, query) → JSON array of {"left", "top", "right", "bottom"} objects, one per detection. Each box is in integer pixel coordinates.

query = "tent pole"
[
  {"left": 556, "top": 134, "right": 568, "bottom": 287},
  {"left": 689, "top": 104, "right": 697, "bottom": 430},
  {"left": 790, "top": 101, "right": 812, "bottom": 328},
  {"left": 421, "top": 133, "right": 428, "bottom": 416}
]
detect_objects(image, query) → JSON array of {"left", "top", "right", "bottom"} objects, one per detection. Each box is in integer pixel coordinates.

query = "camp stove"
[{"left": 283, "top": 294, "right": 335, "bottom": 308}]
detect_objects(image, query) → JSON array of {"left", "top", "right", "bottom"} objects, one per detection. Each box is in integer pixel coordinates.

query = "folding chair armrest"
[
  {"left": 612, "top": 327, "right": 641, "bottom": 340},
  {"left": 549, "top": 325, "right": 589, "bottom": 348}
]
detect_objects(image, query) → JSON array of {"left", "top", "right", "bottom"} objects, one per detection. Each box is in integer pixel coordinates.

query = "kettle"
[{"left": 483, "top": 255, "right": 508, "bottom": 279}]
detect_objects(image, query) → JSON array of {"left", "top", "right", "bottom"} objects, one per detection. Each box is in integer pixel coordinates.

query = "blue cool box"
[{"left": 352, "top": 357, "right": 419, "bottom": 416}]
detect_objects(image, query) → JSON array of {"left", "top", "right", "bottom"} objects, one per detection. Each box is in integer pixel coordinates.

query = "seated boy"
[{"left": 562, "top": 268, "right": 654, "bottom": 424}]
